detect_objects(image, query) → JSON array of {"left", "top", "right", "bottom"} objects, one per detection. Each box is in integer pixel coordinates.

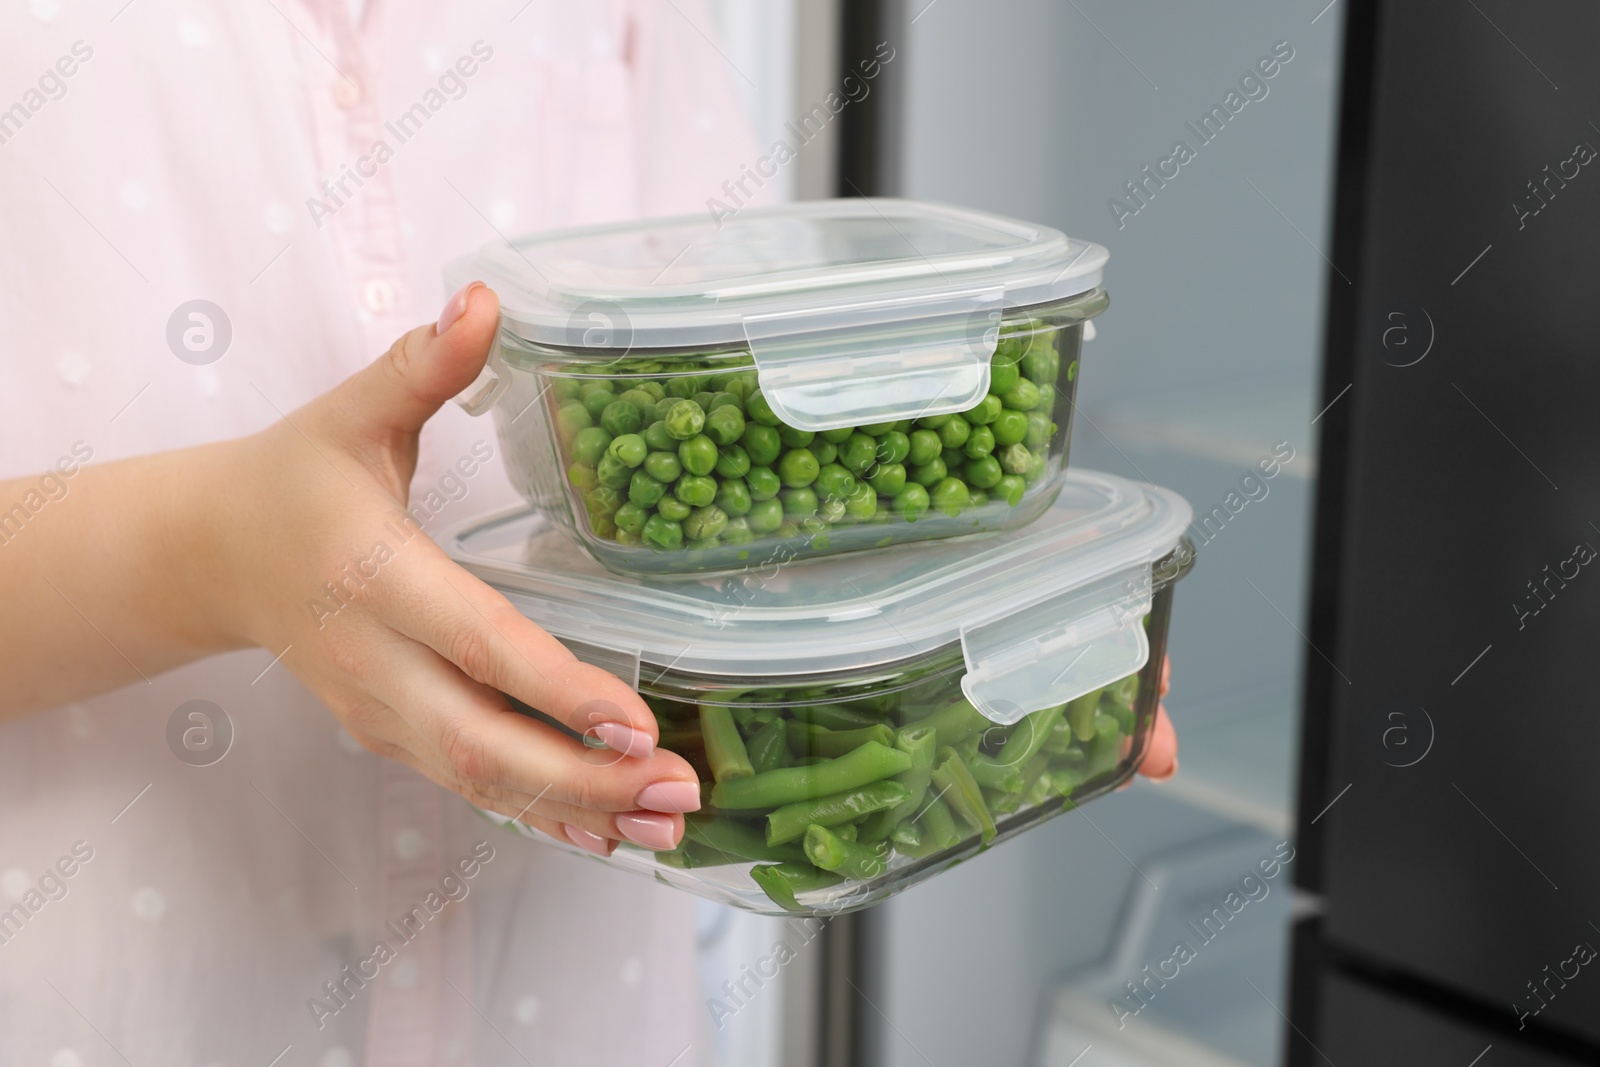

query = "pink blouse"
[{"left": 0, "top": 1, "right": 765, "bottom": 1063}]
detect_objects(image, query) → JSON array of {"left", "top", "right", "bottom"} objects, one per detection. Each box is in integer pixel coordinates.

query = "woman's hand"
[
  {"left": 206, "top": 283, "right": 699, "bottom": 856},
  {"left": 1139, "top": 655, "right": 1178, "bottom": 781}
]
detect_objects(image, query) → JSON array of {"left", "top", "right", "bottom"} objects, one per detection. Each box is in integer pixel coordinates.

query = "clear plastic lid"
[
  {"left": 442, "top": 470, "right": 1189, "bottom": 724},
  {"left": 443, "top": 199, "right": 1109, "bottom": 431}
]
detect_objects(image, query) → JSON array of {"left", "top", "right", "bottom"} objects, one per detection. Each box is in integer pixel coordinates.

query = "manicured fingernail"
[
  {"left": 635, "top": 780, "right": 701, "bottom": 813},
  {"left": 1149, "top": 758, "right": 1179, "bottom": 784},
  {"left": 563, "top": 824, "right": 613, "bottom": 856},
  {"left": 591, "top": 721, "right": 655, "bottom": 758},
  {"left": 437, "top": 280, "right": 484, "bottom": 335},
  {"left": 616, "top": 812, "right": 679, "bottom": 851}
]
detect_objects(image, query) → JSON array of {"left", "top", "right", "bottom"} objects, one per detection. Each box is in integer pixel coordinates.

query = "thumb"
[{"left": 331, "top": 281, "right": 501, "bottom": 444}]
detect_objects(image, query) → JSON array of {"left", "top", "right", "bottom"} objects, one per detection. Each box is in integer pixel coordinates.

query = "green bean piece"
[
  {"left": 858, "top": 726, "right": 939, "bottom": 844},
  {"left": 710, "top": 741, "right": 912, "bottom": 810},
  {"left": 1066, "top": 687, "right": 1105, "bottom": 743},
  {"left": 890, "top": 820, "right": 940, "bottom": 859},
  {"left": 1085, "top": 711, "right": 1123, "bottom": 779},
  {"left": 764, "top": 781, "right": 910, "bottom": 846},
  {"left": 750, "top": 863, "right": 842, "bottom": 912},
  {"left": 931, "top": 747, "right": 996, "bottom": 844},
  {"left": 834, "top": 823, "right": 858, "bottom": 843},
  {"left": 655, "top": 839, "right": 740, "bottom": 868},
  {"left": 683, "top": 814, "right": 806, "bottom": 864},
  {"left": 993, "top": 703, "right": 1067, "bottom": 770},
  {"left": 804, "top": 826, "right": 892, "bottom": 880},
  {"left": 790, "top": 703, "right": 889, "bottom": 729},
  {"left": 786, "top": 722, "right": 896, "bottom": 759},
  {"left": 899, "top": 698, "right": 989, "bottom": 750},
  {"left": 700, "top": 705, "right": 754, "bottom": 783},
  {"left": 914, "top": 795, "right": 965, "bottom": 851},
  {"left": 967, "top": 755, "right": 1025, "bottom": 793},
  {"left": 746, "top": 717, "right": 790, "bottom": 774}
]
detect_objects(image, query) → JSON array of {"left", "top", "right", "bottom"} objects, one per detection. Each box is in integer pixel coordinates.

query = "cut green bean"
[
  {"left": 992, "top": 703, "right": 1067, "bottom": 769},
  {"left": 683, "top": 813, "right": 807, "bottom": 864},
  {"left": 914, "top": 795, "right": 964, "bottom": 852},
  {"left": 1085, "top": 711, "right": 1123, "bottom": 779},
  {"left": 858, "top": 726, "right": 938, "bottom": 843},
  {"left": 1065, "top": 686, "right": 1105, "bottom": 743},
  {"left": 700, "top": 705, "right": 754, "bottom": 783},
  {"left": 765, "top": 781, "right": 910, "bottom": 846},
  {"left": 931, "top": 747, "right": 996, "bottom": 845},
  {"left": 746, "top": 717, "right": 790, "bottom": 774},
  {"left": 749, "top": 862, "right": 843, "bottom": 911},
  {"left": 890, "top": 820, "right": 938, "bottom": 859},
  {"left": 787, "top": 722, "right": 896, "bottom": 759},
  {"left": 900, "top": 698, "right": 989, "bottom": 750},
  {"left": 789, "top": 702, "right": 887, "bottom": 730},
  {"left": 710, "top": 741, "right": 912, "bottom": 810},
  {"left": 804, "top": 825, "right": 892, "bottom": 880}
]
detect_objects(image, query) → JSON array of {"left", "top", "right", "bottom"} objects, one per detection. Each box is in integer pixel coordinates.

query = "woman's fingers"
[
  {"left": 357, "top": 633, "right": 700, "bottom": 816},
  {"left": 1140, "top": 702, "right": 1178, "bottom": 781},
  {"left": 379, "top": 550, "right": 663, "bottom": 756},
  {"left": 468, "top": 788, "right": 685, "bottom": 852},
  {"left": 1160, "top": 654, "right": 1171, "bottom": 697}
]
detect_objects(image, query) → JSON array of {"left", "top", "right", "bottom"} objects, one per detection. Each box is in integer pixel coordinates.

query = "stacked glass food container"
[{"left": 442, "top": 199, "right": 1194, "bottom": 916}]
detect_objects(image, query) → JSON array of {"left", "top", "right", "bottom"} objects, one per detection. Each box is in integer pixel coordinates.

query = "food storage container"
[
  {"left": 445, "top": 469, "right": 1193, "bottom": 916},
  {"left": 444, "top": 199, "right": 1109, "bottom": 576}
]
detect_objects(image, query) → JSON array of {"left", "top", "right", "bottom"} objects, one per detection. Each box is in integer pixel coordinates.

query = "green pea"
[
  {"left": 1066, "top": 359, "right": 1078, "bottom": 382},
  {"left": 840, "top": 433, "right": 879, "bottom": 474},
  {"left": 747, "top": 390, "right": 781, "bottom": 426},
  {"left": 708, "top": 392, "right": 742, "bottom": 412},
  {"left": 678, "top": 435, "right": 719, "bottom": 476},
  {"left": 819, "top": 498, "right": 848, "bottom": 524},
  {"left": 615, "top": 527, "right": 643, "bottom": 547},
  {"left": 814, "top": 463, "right": 858, "bottom": 502},
  {"left": 643, "top": 420, "right": 675, "bottom": 452},
  {"left": 722, "top": 516, "right": 754, "bottom": 544},
  {"left": 968, "top": 489, "right": 989, "bottom": 508},
  {"left": 962, "top": 424, "right": 995, "bottom": 460},
  {"left": 936, "top": 415, "right": 971, "bottom": 450},
  {"left": 964, "top": 455, "right": 1003, "bottom": 489},
  {"left": 570, "top": 426, "right": 612, "bottom": 466},
  {"left": 782, "top": 487, "right": 818, "bottom": 518},
  {"left": 779, "top": 448, "right": 820, "bottom": 488},
  {"left": 613, "top": 502, "right": 648, "bottom": 533},
  {"left": 995, "top": 474, "right": 1027, "bottom": 506},
  {"left": 675, "top": 474, "right": 718, "bottom": 507},
  {"left": 1022, "top": 339, "right": 1058, "bottom": 383},
  {"left": 844, "top": 483, "right": 877, "bottom": 521},
  {"left": 909, "top": 457, "right": 947, "bottom": 488},
  {"left": 747, "top": 498, "right": 784, "bottom": 533},
  {"left": 931, "top": 477, "right": 970, "bottom": 517},
  {"left": 583, "top": 485, "right": 621, "bottom": 515},
  {"left": 599, "top": 399, "right": 641, "bottom": 436},
  {"left": 553, "top": 378, "right": 583, "bottom": 402},
  {"left": 642, "top": 514, "right": 684, "bottom": 549},
  {"left": 941, "top": 447, "right": 965, "bottom": 470},
  {"left": 1001, "top": 379, "right": 1041, "bottom": 411},
  {"left": 917, "top": 413, "right": 951, "bottom": 430},
  {"left": 665, "top": 377, "right": 699, "bottom": 400},
  {"left": 591, "top": 515, "right": 617, "bottom": 539},
  {"left": 745, "top": 466, "right": 781, "bottom": 501},
  {"left": 778, "top": 425, "right": 815, "bottom": 448},
  {"left": 991, "top": 409, "right": 1028, "bottom": 447},
  {"left": 618, "top": 387, "right": 658, "bottom": 418},
  {"left": 607, "top": 433, "right": 647, "bottom": 468},
  {"left": 907, "top": 429, "right": 942, "bottom": 466},
  {"left": 894, "top": 483, "right": 931, "bottom": 521},
  {"left": 657, "top": 497, "right": 691, "bottom": 521},
  {"left": 876, "top": 431, "right": 911, "bottom": 466},
  {"left": 629, "top": 470, "right": 667, "bottom": 508},
  {"left": 817, "top": 439, "right": 843, "bottom": 466},
  {"left": 596, "top": 453, "right": 631, "bottom": 489},
  {"left": 1025, "top": 410, "right": 1054, "bottom": 450},
  {"left": 715, "top": 443, "right": 752, "bottom": 479},
  {"left": 999, "top": 442, "right": 1033, "bottom": 475},
  {"left": 716, "top": 480, "right": 752, "bottom": 517},
  {"left": 684, "top": 504, "right": 729, "bottom": 541},
  {"left": 644, "top": 451, "right": 682, "bottom": 483},
  {"left": 966, "top": 395, "right": 1003, "bottom": 426},
  {"left": 662, "top": 398, "right": 705, "bottom": 440},
  {"left": 868, "top": 462, "right": 906, "bottom": 496},
  {"left": 989, "top": 357, "right": 1021, "bottom": 396},
  {"left": 819, "top": 426, "right": 855, "bottom": 444},
  {"left": 704, "top": 405, "right": 745, "bottom": 446},
  {"left": 637, "top": 381, "right": 666, "bottom": 402},
  {"left": 1024, "top": 451, "right": 1048, "bottom": 483},
  {"left": 775, "top": 520, "right": 802, "bottom": 538},
  {"left": 556, "top": 402, "right": 593, "bottom": 439},
  {"left": 860, "top": 420, "right": 898, "bottom": 436},
  {"left": 692, "top": 391, "right": 717, "bottom": 413},
  {"left": 741, "top": 424, "right": 782, "bottom": 465},
  {"left": 581, "top": 382, "right": 616, "bottom": 419},
  {"left": 567, "top": 463, "right": 598, "bottom": 492},
  {"left": 725, "top": 377, "right": 756, "bottom": 402}
]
